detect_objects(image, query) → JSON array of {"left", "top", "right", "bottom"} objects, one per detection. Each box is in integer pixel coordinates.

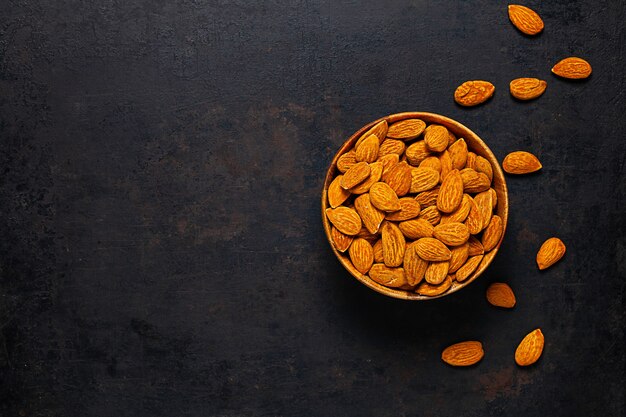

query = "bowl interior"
[{"left": 322, "top": 112, "right": 509, "bottom": 300}]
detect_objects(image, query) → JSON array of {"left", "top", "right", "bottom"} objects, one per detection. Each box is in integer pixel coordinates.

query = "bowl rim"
[{"left": 321, "top": 112, "right": 509, "bottom": 300}]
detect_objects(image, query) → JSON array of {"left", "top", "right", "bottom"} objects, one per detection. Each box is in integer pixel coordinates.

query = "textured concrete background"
[{"left": 0, "top": 0, "right": 624, "bottom": 416}]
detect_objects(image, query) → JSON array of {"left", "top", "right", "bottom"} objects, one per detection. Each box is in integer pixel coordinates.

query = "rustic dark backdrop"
[{"left": 1, "top": 0, "right": 624, "bottom": 416}]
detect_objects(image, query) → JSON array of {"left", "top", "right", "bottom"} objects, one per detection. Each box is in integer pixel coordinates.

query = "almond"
[
  {"left": 551, "top": 57, "right": 592, "bottom": 80},
  {"left": 474, "top": 190, "right": 494, "bottom": 232},
  {"left": 455, "top": 255, "right": 483, "bottom": 282},
  {"left": 387, "top": 119, "right": 426, "bottom": 140},
  {"left": 383, "top": 161, "right": 412, "bottom": 196},
  {"left": 415, "top": 188, "right": 440, "bottom": 207},
  {"left": 328, "top": 175, "right": 351, "bottom": 208},
  {"left": 350, "top": 161, "right": 383, "bottom": 194},
  {"left": 381, "top": 221, "right": 406, "bottom": 267},
  {"left": 369, "top": 182, "right": 401, "bottom": 212},
  {"left": 488, "top": 188, "right": 498, "bottom": 208},
  {"left": 398, "top": 218, "right": 434, "bottom": 240},
  {"left": 349, "top": 238, "right": 374, "bottom": 274},
  {"left": 441, "top": 341, "right": 484, "bottom": 366},
  {"left": 449, "top": 243, "right": 470, "bottom": 273},
  {"left": 410, "top": 167, "right": 440, "bottom": 193},
  {"left": 337, "top": 150, "right": 357, "bottom": 173},
  {"left": 325, "top": 207, "right": 362, "bottom": 236},
  {"left": 415, "top": 237, "right": 452, "bottom": 261},
  {"left": 460, "top": 168, "right": 491, "bottom": 193},
  {"left": 419, "top": 156, "right": 442, "bottom": 173},
  {"left": 378, "top": 139, "right": 406, "bottom": 158},
  {"left": 424, "top": 125, "right": 449, "bottom": 152},
  {"left": 416, "top": 274, "right": 452, "bottom": 296},
  {"left": 482, "top": 215, "right": 503, "bottom": 252},
  {"left": 385, "top": 198, "right": 421, "bottom": 221},
  {"left": 356, "top": 226, "right": 378, "bottom": 243},
  {"left": 454, "top": 81, "right": 495, "bottom": 107},
  {"left": 510, "top": 78, "right": 547, "bottom": 100},
  {"left": 486, "top": 282, "right": 516, "bottom": 308},
  {"left": 464, "top": 196, "right": 483, "bottom": 234},
  {"left": 515, "top": 329, "right": 544, "bottom": 366},
  {"left": 355, "top": 134, "right": 380, "bottom": 163},
  {"left": 465, "top": 151, "right": 477, "bottom": 170},
  {"left": 536, "top": 237, "right": 566, "bottom": 270},
  {"left": 417, "top": 205, "right": 442, "bottom": 226},
  {"left": 440, "top": 194, "right": 471, "bottom": 224},
  {"left": 448, "top": 138, "right": 468, "bottom": 170},
  {"left": 502, "top": 151, "right": 542, "bottom": 174},
  {"left": 439, "top": 150, "right": 453, "bottom": 181},
  {"left": 433, "top": 222, "right": 470, "bottom": 246},
  {"left": 373, "top": 239, "right": 384, "bottom": 263},
  {"left": 369, "top": 264, "right": 406, "bottom": 288},
  {"left": 405, "top": 141, "right": 431, "bottom": 166},
  {"left": 330, "top": 226, "right": 353, "bottom": 252},
  {"left": 474, "top": 155, "right": 493, "bottom": 182},
  {"left": 425, "top": 261, "right": 450, "bottom": 285},
  {"left": 467, "top": 236, "right": 485, "bottom": 256},
  {"left": 404, "top": 242, "right": 428, "bottom": 286},
  {"left": 341, "top": 162, "right": 371, "bottom": 189},
  {"left": 508, "top": 4, "right": 544, "bottom": 35},
  {"left": 355, "top": 120, "right": 387, "bottom": 148},
  {"left": 437, "top": 169, "right": 464, "bottom": 213},
  {"left": 378, "top": 153, "right": 400, "bottom": 176},
  {"left": 447, "top": 130, "right": 457, "bottom": 147},
  {"left": 354, "top": 193, "right": 385, "bottom": 234}
]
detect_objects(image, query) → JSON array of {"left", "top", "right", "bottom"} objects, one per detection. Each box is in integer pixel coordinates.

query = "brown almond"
[
  {"left": 466, "top": 151, "right": 477, "bottom": 170},
  {"left": 419, "top": 156, "right": 442, "bottom": 173},
  {"left": 349, "top": 238, "right": 374, "bottom": 274},
  {"left": 447, "top": 130, "right": 457, "bottom": 147},
  {"left": 467, "top": 236, "right": 485, "bottom": 256},
  {"left": 508, "top": 4, "right": 544, "bottom": 35},
  {"left": 425, "top": 261, "right": 450, "bottom": 285},
  {"left": 441, "top": 341, "right": 484, "bottom": 366},
  {"left": 404, "top": 242, "right": 428, "bottom": 286},
  {"left": 437, "top": 169, "right": 464, "bottom": 213},
  {"left": 510, "top": 78, "right": 547, "bottom": 100},
  {"left": 381, "top": 221, "right": 406, "bottom": 267},
  {"left": 341, "top": 162, "right": 371, "bottom": 189},
  {"left": 455, "top": 255, "right": 484, "bottom": 282},
  {"left": 398, "top": 218, "right": 434, "bottom": 240},
  {"left": 330, "top": 226, "right": 353, "bottom": 252},
  {"left": 486, "top": 282, "right": 516, "bottom": 308},
  {"left": 488, "top": 188, "right": 498, "bottom": 208},
  {"left": 325, "top": 207, "right": 362, "bottom": 236},
  {"left": 415, "top": 237, "right": 452, "bottom": 261},
  {"left": 448, "top": 138, "right": 468, "bottom": 170},
  {"left": 383, "top": 161, "right": 412, "bottom": 197},
  {"left": 441, "top": 194, "right": 471, "bottom": 224},
  {"left": 515, "top": 329, "right": 544, "bottom": 366},
  {"left": 385, "top": 198, "right": 421, "bottom": 221},
  {"left": 417, "top": 205, "right": 442, "bottom": 226},
  {"left": 439, "top": 150, "right": 453, "bottom": 181},
  {"left": 372, "top": 239, "right": 384, "bottom": 263},
  {"left": 355, "top": 120, "right": 387, "bottom": 148},
  {"left": 474, "top": 155, "right": 494, "bottom": 182},
  {"left": 356, "top": 227, "right": 378, "bottom": 243},
  {"left": 355, "top": 134, "right": 380, "bottom": 163},
  {"left": 482, "top": 215, "right": 503, "bottom": 252},
  {"left": 369, "top": 182, "right": 401, "bottom": 212},
  {"left": 415, "top": 187, "right": 439, "bottom": 207},
  {"left": 337, "top": 150, "right": 357, "bottom": 173},
  {"left": 502, "top": 151, "right": 542, "bottom": 174},
  {"left": 536, "top": 237, "right": 566, "bottom": 270},
  {"left": 460, "top": 168, "right": 491, "bottom": 193},
  {"left": 328, "top": 175, "right": 351, "bottom": 208},
  {"left": 410, "top": 167, "right": 440, "bottom": 193},
  {"left": 405, "top": 140, "right": 432, "bottom": 166},
  {"left": 369, "top": 264, "right": 406, "bottom": 288},
  {"left": 433, "top": 222, "right": 470, "bottom": 247},
  {"left": 424, "top": 125, "right": 449, "bottom": 152},
  {"left": 350, "top": 162, "right": 383, "bottom": 194},
  {"left": 416, "top": 274, "right": 452, "bottom": 296},
  {"left": 454, "top": 81, "right": 495, "bottom": 107},
  {"left": 474, "top": 191, "right": 494, "bottom": 232},
  {"left": 449, "top": 243, "right": 470, "bottom": 273},
  {"left": 378, "top": 153, "right": 400, "bottom": 176},
  {"left": 387, "top": 119, "right": 426, "bottom": 140},
  {"left": 464, "top": 196, "right": 483, "bottom": 235},
  {"left": 551, "top": 57, "right": 592, "bottom": 80},
  {"left": 354, "top": 193, "right": 385, "bottom": 234},
  {"left": 378, "top": 138, "right": 406, "bottom": 158}
]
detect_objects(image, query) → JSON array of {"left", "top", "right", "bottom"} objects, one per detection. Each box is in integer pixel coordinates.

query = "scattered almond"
[
  {"left": 508, "top": 4, "right": 544, "bottom": 35},
  {"left": 552, "top": 57, "right": 592, "bottom": 80},
  {"left": 502, "top": 151, "right": 542, "bottom": 174},
  {"left": 515, "top": 329, "right": 544, "bottom": 366},
  {"left": 441, "top": 341, "right": 484, "bottom": 366},
  {"left": 454, "top": 81, "right": 495, "bottom": 107},
  {"left": 486, "top": 282, "right": 516, "bottom": 308},
  {"left": 510, "top": 78, "right": 547, "bottom": 100},
  {"left": 536, "top": 237, "right": 566, "bottom": 270}
]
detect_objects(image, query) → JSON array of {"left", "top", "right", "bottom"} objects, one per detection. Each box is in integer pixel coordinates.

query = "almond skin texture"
[
  {"left": 419, "top": 156, "right": 442, "bottom": 173},
  {"left": 468, "top": 236, "right": 485, "bottom": 256},
  {"left": 454, "top": 81, "right": 495, "bottom": 107},
  {"left": 418, "top": 205, "right": 442, "bottom": 226},
  {"left": 405, "top": 141, "right": 432, "bottom": 166},
  {"left": 350, "top": 161, "right": 383, "bottom": 194},
  {"left": 448, "top": 138, "right": 468, "bottom": 170},
  {"left": 337, "top": 151, "right": 356, "bottom": 173},
  {"left": 425, "top": 261, "right": 450, "bottom": 285},
  {"left": 464, "top": 196, "right": 483, "bottom": 235},
  {"left": 552, "top": 57, "right": 592, "bottom": 80},
  {"left": 455, "top": 255, "right": 484, "bottom": 282},
  {"left": 404, "top": 242, "right": 428, "bottom": 286},
  {"left": 378, "top": 139, "right": 406, "bottom": 158},
  {"left": 381, "top": 222, "right": 406, "bottom": 267},
  {"left": 384, "top": 161, "right": 412, "bottom": 196},
  {"left": 474, "top": 155, "right": 493, "bottom": 182},
  {"left": 325, "top": 207, "right": 362, "bottom": 236},
  {"left": 515, "top": 329, "right": 544, "bottom": 366},
  {"left": 536, "top": 237, "right": 566, "bottom": 270},
  {"left": 399, "top": 218, "right": 434, "bottom": 240},
  {"left": 387, "top": 119, "right": 427, "bottom": 140},
  {"left": 437, "top": 169, "right": 464, "bottom": 213},
  {"left": 440, "top": 194, "right": 471, "bottom": 224},
  {"left": 368, "top": 264, "right": 406, "bottom": 288},
  {"left": 378, "top": 154, "right": 400, "bottom": 176},
  {"left": 434, "top": 222, "right": 470, "bottom": 246},
  {"left": 373, "top": 239, "right": 384, "bottom": 263},
  {"left": 355, "top": 134, "right": 380, "bottom": 163},
  {"left": 328, "top": 175, "right": 351, "bottom": 208},
  {"left": 424, "top": 125, "right": 449, "bottom": 152},
  {"left": 385, "top": 198, "right": 421, "bottom": 221},
  {"left": 438, "top": 151, "right": 453, "bottom": 181},
  {"left": 441, "top": 341, "right": 484, "bottom": 366},
  {"left": 482, "top": 215, "right": 503, "bottom": 252},
  {"left": 415, "top": 188, "right": 439, "bottom": 207},
  {"left": 460, "top": 168, "right": 491, "bottom": 193},
  {"left": 415, "top": 238, "right": 452, "bottom": 262},
  {"left": 510, "top": 78, "right": 547, "bottom": 100},
  {"left": 449, "top": 243, "right": 470, "bottom": 273},
  {"left": 410, "top": 167, "right": 440, "bottom": 193},
  {"left": 349, "top": 238, "right": 374, "bottom": 275},
  {"left": 355, "top": 120, "right": 387, "bottom": 148},
  {"left": 508, "top": 5, "right": 544, "bottom": 35},
  {"left": 354, "top": 194, "right": 385, "bottom": 235},
  {"left": 474, "top": 191, "right": 494, "bottom": 232},
  {"left": 331, "top": 226, "right": 353, "bottom": 253},
  {"left": 416, "top": 274, "right": 452, "bottom": 296},
  {"left": 341, "top": 162, "right": 371, "bottom": 189},
  {"left": 502, "top": 151, "right": 542, "bottom": 174},
  {"left": 369, "top": 182, "right": 401, "bottom": 212},
  {"left": 486, "top": 282, "right": 516, "bottom": 308}
]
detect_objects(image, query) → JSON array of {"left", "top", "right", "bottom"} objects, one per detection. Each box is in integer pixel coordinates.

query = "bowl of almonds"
[{"left": 322, "top": 112, "right": 509, "bottom": 300}]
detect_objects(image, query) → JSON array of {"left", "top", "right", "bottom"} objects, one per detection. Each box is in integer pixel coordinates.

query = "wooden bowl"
[{"left": 321, "top": 112, "right": 509, "bottom": 300}]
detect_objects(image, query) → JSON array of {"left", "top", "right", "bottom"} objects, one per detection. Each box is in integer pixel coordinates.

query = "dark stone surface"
[{"left": 0, "top": 0, "right": 624, "bottom": 416}]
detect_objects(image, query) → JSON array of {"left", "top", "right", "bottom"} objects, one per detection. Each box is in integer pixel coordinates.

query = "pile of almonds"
[{"left": 325, "top": 118, "right": 503, "bottom": 297}]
